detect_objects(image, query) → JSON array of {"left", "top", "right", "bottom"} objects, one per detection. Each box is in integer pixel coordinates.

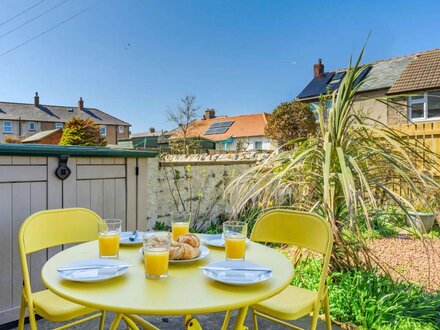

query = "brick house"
[
  {"left": 296, "top": 48, "right": 440, "bottom": 125},
  {"left": 0, "top": 93, "right": 130, "bottom": 144}
]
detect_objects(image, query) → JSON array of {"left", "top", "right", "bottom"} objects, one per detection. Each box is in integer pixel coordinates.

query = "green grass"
[{"left": 291, "top": 259, "right": 440, "bottom": 330}]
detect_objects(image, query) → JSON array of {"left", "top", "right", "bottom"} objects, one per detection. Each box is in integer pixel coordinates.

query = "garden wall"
[{"left": 144, "top": 152, "right": 269, "bottom": 230}]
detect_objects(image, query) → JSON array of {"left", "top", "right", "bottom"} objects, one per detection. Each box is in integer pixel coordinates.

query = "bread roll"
[
  {"left": 169, "top": 241, "right": 200, "bottom": 260},
  {"left": 176, "top": 233, "right": 200, "bottom": 248}
]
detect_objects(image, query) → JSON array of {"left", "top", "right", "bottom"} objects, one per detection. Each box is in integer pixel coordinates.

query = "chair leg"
[
  {"left": 221, "top": 310, "right": 232, "bottom": 330},
  {"left": 324, "top": 295, "right": 331, "bottom": 330},
  {"left": 251, "top": 309, "right": 259, "bottom": 330},
  {"left": 99, "top": 310, "right": 106, "bottom": 330},
  {"left": 18, "top": 294, "right": 26, "bottom": 330},
  {"left": 309, "top": 304, "right": 320, "bottom": 330},
  {"left": 27, "top": 303, "right": 38, "bottom": 330}
]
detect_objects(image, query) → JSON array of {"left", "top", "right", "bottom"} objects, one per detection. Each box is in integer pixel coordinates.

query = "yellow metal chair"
[
  {"left": 18, "top": 208, "right": 107, "bottom": 330},
  {"left": 249, "top": 209, "right": 333, "bottom": 330}
]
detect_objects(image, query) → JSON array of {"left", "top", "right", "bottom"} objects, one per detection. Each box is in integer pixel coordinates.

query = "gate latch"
[{"left": 55, "top": 155, "right": 71, "bottom": 180}]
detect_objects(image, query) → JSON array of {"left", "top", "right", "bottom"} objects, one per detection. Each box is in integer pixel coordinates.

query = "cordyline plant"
[{"left": 225, "top": 49, "right": 440, "bottom": 271}]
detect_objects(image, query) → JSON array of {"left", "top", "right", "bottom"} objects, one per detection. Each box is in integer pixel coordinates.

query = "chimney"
[
  {"left": 149, "top": 127, "right": 155, "bottom": 133},
  {"left": 78, "top": 97, "right": 84, "bottom": 110},
  {"left": 313, "top": 59, "right": 324, "bottom": 78},
  {"left": 34, "top": 92, "right": 39, "bottom": 107},
  {"left": 204, "top": 108, "right": 216, "bottom": 120}
]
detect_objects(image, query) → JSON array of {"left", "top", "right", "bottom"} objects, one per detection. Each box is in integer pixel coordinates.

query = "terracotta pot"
[{"left": 406, "top": 211, "right": 436, "bottom": 234}]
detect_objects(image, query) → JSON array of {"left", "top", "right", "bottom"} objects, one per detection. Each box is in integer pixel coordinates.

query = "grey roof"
[
  {"left": 21, "top": 129, "right": 60, "bottom": 142},
  {"left": 0, "top": 101, "right": 130, "bottom": 126},
  {"left": 297, "top": 54, "right": 415, "bottom": 100},
  {"left": 357, "top": 55, "right": 414, "bottom": 92}
]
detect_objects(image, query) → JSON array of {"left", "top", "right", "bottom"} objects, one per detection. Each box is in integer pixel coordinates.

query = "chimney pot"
[
  {"left": 313, "top": 59, "right": 324, "bottom": 78},
  {"left": 149, "top": 127, "right": 155, "bottom": 133},
  {"left": 34, "top": 92, "right": 39, "bottom": 107},
  {"left": 204, "top": 108, "right": 216, "bottom": 120},
  {"left": 78, "top": 97, "right": 84, "bottom": 110}
]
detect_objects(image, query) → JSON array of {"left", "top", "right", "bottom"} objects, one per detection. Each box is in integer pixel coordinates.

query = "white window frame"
[
  {"left": 3, "top": 121, "right": 12, "bottom": 134},
  {"left": 100, "top": 125, "right": 107, "bottom": 136},
  {"left": 408, "top": 91, "right": 440, "bottom": 122},
  {"left": 55, "top": 123, "right": 63, "bottom": 129},
  {"left": 408, "top": 93, "right": 428, "bottom": 122},
  {"left": 28, "top": 122, "right": 36, "bottom": 131},
  {"left": 118, "top": 125, "right": 124, "bottom": 134}
]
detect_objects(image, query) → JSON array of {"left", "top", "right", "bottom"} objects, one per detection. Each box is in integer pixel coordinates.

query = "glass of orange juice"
[
  {"left": 223, "top": 221, "right": 247, "bottom": 261},
  {"left": 171, "top": 211, "right": 191, "bottom": 241},
  {"left": 143, "top": 232, "right": 171, "bottom": 279},
  {"left": 98, "top": 219, "right": 122, "bottom": 258}
]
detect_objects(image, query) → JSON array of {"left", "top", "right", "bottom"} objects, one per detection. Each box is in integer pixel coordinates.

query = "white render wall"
[{"left": 214, "top": 136, "right": 276, "bottom": 151}]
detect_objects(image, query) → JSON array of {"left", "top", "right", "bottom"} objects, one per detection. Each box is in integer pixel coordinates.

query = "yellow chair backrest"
[
  {"left": 19, "top": 208, "right": 104, "bottom": 254},
  {"left": 250, "top": 209, "right": 332, "bottom": 255}
]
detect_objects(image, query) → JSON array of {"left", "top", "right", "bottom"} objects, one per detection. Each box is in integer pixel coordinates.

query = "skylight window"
[
  {"left": 329, "top": 72, "right": 345, "bottom": 85},
  {"left": 204, "top": 120, "right": 234, "bottom": 135}
]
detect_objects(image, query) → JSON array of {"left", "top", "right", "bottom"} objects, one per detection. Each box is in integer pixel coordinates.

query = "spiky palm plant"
[{"left": 225, "top": 49, "right": 440, "bottom": 270}]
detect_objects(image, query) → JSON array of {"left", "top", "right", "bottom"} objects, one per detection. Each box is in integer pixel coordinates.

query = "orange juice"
[
  {"left": 144, "top": 248, "right": 169, "bottom": 278},
  {"left": 99, "top": 233, "right": 120, "bottom": 257},
  {"left": 225, "top": 235, "right": 246, "bottom": 260},
  {"left": 172, "top": 222, "right": 190, "bottom": 240}
]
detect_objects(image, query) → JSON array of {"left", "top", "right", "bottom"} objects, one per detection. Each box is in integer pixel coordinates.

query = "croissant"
[
  {"left": 176, "top": 233, "right": 200, "bottom": 248},
  {"left": 169, "top": 241, "right": 200, "bottom": 260}
]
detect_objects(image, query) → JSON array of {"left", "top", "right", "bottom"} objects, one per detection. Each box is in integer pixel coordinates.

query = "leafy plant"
[
  {"left": 290, "top": 258, "right": 440, "bottom": 330},
  {"left": 264, "top": 100, "right": 316, "bottom": 148},
  {"left": 59, "top": 117, "right": 106, "bottom": 146},
  {"left": 226, "top": 47, "right": 440, "bottom": 270},
  {"left": 153, "top": 221, "right": 168, "bottom": 231}
]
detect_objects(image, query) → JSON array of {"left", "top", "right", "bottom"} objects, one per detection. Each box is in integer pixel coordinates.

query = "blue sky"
[{"left": 0, "top": 0, "right": 440, "bottom": 133}]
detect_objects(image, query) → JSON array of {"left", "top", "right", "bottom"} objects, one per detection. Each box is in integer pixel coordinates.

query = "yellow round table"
[{"left": 41, "top": 239, "right": 293, "bottom": 330}]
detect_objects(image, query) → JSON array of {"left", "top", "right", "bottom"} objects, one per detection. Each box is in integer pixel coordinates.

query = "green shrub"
[{"left": 290, "top": 259, "right": 440, "bottom": 329}]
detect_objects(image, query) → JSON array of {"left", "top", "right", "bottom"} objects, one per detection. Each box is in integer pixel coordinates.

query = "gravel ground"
[{"left": 367, "top": 237, "right": 440, "bottom": 291}]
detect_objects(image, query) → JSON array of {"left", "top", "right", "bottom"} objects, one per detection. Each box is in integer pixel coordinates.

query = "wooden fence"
[{"left": 0, "top": 145, "right": 155, "bottom": 325}]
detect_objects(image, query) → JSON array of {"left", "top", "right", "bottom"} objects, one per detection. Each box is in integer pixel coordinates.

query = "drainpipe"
[{"left": 18, "top": 117, "right": 22, "bottom": 136}]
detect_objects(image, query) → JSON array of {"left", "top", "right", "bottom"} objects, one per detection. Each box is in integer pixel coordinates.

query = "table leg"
[
  {"left": 232, "top": 306, "right": 249, "bottom": 330},
  {"left": 109, "top": 313, "right": 123, "bottom": 330},
  {"left": 124, "top": 314, "right": 160, "bottom": 330}
]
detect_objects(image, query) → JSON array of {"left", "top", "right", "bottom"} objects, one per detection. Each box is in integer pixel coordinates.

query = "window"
[
  {"left": 3, "top": 121, "right": 12, "bottom": 133},
  {"left": 28, "top": 122, "right": 36, "bottom": 131},
  {"left": 118, "top": 126, "right": 124, "bottom": 134},
  {"left": 100, "top": 125, "right": 106, "bottom": 136},
  {"left": 254, "top": 141, "right": 263, "bottom": 150},
  {"left": 55, "top": 123, "right": 64, "bottom": 129},
  {"left": 409, "top": 91, "right": 440, "bottom": 121}
]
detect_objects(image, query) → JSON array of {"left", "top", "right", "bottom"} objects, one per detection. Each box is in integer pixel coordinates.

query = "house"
[
  {"left": 21, "top": 128, "right": 63, "bottom": 144},
  {"left": 0, "top": 92, "right": 130, "bottom": 144},
  {"left": 296, "top": 48, "right": 440, "bottom": 125},
  {"left": 169, "top": 109, "right": 275, "bottom": 151}
]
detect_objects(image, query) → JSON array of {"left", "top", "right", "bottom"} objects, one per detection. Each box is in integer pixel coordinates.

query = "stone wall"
[{"left": 144, "top": 152, "right": 270, "bottom": 230}]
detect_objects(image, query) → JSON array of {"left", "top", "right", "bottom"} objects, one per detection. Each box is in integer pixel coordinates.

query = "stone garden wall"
[{"left": 144, "top": 152, "right": 270, "bottom": 230}]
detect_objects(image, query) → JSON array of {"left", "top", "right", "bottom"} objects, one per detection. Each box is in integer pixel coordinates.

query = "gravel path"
[{"left": 367, "top": 237, "right": 440, "bottom": 291}]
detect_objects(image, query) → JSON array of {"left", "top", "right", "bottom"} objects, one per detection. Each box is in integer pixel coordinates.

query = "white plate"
[
  {"left": 120, "top": 231, "right": 151, "bottom": 245},
  {"left": 138, "top": 245, "right": 210, "bottom": 263},
  {"left": 57, "top": 259, "right": 130, "bottom": 283},
  {"left": 202, "top": 234, "right": 250, "bottom": 248},
  {"left": 202, "top": 261, "right": 272, "bottom": 286}
]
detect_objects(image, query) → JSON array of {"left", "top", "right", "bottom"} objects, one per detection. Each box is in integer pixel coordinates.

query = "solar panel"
[
  {"left": 333, "top": 72, "right": 345, "bottom": 80},
  {"left": 204, "top": 128, "right": 216, "bottom": 135},
  {"left": 218, "top": 121, "right": 234, "bottom": 127},
  {"left": 354, "top": 65, "right": 371, "bottom": 86},
  {"left": 213, "top": 127, "right": 229, "bottom": 134},
  {"left": 209, "top": 122, "right": 222, "bottom": 129}
]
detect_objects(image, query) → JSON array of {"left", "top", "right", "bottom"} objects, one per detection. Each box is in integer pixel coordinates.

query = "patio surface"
[{"left": 12, "top": 311, "right": 342, "bottom": 329}]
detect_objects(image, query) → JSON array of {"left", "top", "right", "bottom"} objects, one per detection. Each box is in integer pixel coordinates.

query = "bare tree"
[{"left": 166, "top": 95, "right": 200, "bottom": 154}]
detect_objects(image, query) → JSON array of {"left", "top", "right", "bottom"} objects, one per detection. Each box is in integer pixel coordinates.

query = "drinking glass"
[
  {"left": 223, "top": 221, "right": 247, "bottom": 261},
  {"left": 143, "top": 232, "right": 171, "bottom": 279},
  {"left": 98, "top": 219, "right": 122, "bottom": 258},
  {"left": 171, "top": 211, "right": 191, "bottom": 241}
]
